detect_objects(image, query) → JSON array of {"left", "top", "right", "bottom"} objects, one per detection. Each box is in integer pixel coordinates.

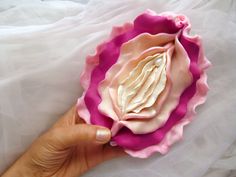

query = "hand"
[{"left": 2, "top": 106, "right": 125, "bottom": 177}]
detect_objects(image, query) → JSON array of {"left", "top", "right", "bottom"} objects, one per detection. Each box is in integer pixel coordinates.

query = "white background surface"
[{"left": 0, "top": 0, "right": 235, "bottom": 177}]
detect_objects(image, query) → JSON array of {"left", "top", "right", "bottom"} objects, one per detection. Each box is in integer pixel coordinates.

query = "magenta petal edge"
[{"left": 77, "top": 10, "right": 211, "bottom": 158}]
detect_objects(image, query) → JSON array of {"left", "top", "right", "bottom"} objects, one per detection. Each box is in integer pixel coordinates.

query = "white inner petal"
[{"left": 117, "top": 53, "right": 167, "bottom": 116}]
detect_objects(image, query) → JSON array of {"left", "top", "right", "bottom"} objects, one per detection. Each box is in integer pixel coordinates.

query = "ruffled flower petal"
[{"left": 77, "top": 10, "right": 210, "bottom": 158}]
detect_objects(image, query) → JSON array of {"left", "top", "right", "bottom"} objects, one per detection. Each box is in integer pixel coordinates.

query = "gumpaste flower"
[{"left": 77, "top": 10, "right": 211, "bottom": 158}]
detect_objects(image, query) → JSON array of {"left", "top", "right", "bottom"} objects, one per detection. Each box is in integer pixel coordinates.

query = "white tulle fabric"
[{"left": 0, "top": 0, "right": 235, "bottom": 177}]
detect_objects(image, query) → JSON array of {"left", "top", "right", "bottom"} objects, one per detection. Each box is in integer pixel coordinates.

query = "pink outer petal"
[
  {"left": 77, "top": 10, "right": 211, "bottom": 158},
  {"left": 116, "top": 36, "right": 193, "bottom": 135},
  {"left": 127, "top": 72, "right": 209, "bottom": 158},
  {"left": 97, "top": 33, "right": 175, "bottom": 123},
  {"left": 111, "top": 15, "right": 210, "bottom": 152},
  {"left": 82, "top": 10, "right": 182, "bottom": 128},
  {"left": 125, "top": 35, "right": 211, "bottom": 157},
  {"left": 77, "top": 23, "right": 133, "bottom": 124}
]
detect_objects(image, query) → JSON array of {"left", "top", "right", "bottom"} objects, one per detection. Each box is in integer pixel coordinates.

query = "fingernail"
[{"left": 96, "top": 129, "right": 111, "bottom": 143}]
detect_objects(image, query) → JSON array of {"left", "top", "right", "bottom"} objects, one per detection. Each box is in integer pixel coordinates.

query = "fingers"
[
  {"left": 52, "top": 106, "right": 75, "bottom": 128},
  {"left": 53, "top": 104, "right": 85, "bottom": 129},
  {"left": 48, "top": 124, "right": 111, "bottom": 148}
]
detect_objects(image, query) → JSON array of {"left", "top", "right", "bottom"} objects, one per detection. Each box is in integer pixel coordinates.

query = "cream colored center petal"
[
  {"left": 120, "top": 37, "right": 193, "bottom": 134},
  {"left": 97, "top": 33, "right": 179, "bottom": 135},
  {"left": 117, "top": 53, "right": 167, "bottom": 117}
]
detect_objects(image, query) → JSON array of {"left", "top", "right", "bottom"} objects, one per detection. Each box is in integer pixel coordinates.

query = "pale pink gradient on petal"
[
  {"left": 98, "top": 33, "right": 174, "bottom": 118},
  {"left": 124, "top": 27, "right": 211, "bottom": 158},
  {"left": 110, "top": 11, "right": 207, "bottom": 153},
  {"left": 125, "top": 72, "right": 209, "bottom": 158},
  {"left": 77, "top": 10, "right": 211, "bottom": 158},
  {"left": 77, "top": 23, "right": 133, "bottom": 123},
  {"left": 97, "top": 32, "right": 195, "bottom": 135},
  {"left": 116, "top": 36, "right": 193, "bottom": 134}
]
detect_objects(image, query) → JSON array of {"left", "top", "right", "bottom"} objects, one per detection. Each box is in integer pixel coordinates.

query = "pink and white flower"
[{"left": 77, "top": 10, "right": 211, "bottom": 158}]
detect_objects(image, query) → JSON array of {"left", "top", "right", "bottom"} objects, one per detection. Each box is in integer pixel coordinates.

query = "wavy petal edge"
[
  {"left": 76, "top": 23, "right": 133, "bottom": 124},
  {"left": 76, "top": 10, "right": 211, "bottom": 158},
  {"left": 125, "top": 31, "right": 211, "bottom": 158}
]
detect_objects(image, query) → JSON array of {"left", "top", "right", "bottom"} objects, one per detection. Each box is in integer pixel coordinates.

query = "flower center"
[{"left": 117, "top": 53, "right": 167, "bottom": 117}]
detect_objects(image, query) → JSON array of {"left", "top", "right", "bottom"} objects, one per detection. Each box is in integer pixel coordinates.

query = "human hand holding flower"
[
  {"left": 2, "top": 106, "right": 124, "bottom": 177},
  {"left": 2, "top": 10, "right": 210, "bottom": 177}
]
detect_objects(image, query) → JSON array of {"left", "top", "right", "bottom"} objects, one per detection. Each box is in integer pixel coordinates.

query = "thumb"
[{"left": 49, "top": 124, "right": 111, "bottom": 148}]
